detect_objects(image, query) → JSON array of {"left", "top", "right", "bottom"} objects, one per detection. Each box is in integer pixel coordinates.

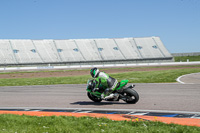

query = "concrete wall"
[{"left": 0, "top": 37, "right": 173, "bottom": 65}]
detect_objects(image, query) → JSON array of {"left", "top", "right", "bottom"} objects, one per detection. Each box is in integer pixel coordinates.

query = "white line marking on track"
[
  {"left": 191, "top": 114, "right": 200, "bottom": 119},
  {"left": 1, "top": 107, "right": 200, "bottom": 115},
  {"left": 73, "top": 110, "right": 92, "bottom": 113},
  {"left": 176, "top": 75, "right": 186, "bottom": 84},
  {"left": 176, "top": 72, "right": 200, "bottom": 84},
  {"left": 128, "top": 112, "right": 148, "bottom": 115}
]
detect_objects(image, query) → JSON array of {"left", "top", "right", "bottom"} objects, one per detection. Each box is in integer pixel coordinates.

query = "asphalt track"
[
  {"left": 0, "top": 83, "right": 200, "bottom": 113},
  {"left": 177, "top": 72, "right": 200, "bottom": 84}
]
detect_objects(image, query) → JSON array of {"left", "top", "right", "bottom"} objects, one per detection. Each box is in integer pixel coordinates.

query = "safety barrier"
[{"left": 0, "top": 61, "right": 199, "bottom": 71}]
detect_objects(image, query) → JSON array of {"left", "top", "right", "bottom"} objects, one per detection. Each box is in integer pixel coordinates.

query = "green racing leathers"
[{"left": 94, "top": 72, "right": 118, "bottom": 99}]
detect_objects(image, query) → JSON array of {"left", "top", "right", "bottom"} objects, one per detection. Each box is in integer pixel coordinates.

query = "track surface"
[
  {"left": 0, "top": 83, "right": 200, "bottom": 113},
  {"left": 178, "top": 72, "right": 200, "bottom": 84}
]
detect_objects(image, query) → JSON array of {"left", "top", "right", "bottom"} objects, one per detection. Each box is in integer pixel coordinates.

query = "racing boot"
[
  {"left": 104, "top": 93, "right": 114, "bottom": 100},
  {"left": 113, "top": 93, "right": 119, "bottom": 101}
]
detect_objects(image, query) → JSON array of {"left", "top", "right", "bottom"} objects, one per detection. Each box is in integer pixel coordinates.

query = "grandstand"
[{"left": 0, "top": 37, "right": 173, "bottom": 66}]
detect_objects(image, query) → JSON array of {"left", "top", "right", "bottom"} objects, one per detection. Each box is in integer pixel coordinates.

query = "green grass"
[
  {"left": 0, "top": 68, "right": 200, "bottom": 86},
  {"left": 0, "top": 69, "right": 89, "bottom": 75},
  {"left": 112, "top": 68, "right": 200, "bottom": 83},
  {"left": 0, "top": 114, "right": 199, "bottom": 133},
  {"left": 174, "top": 55, "right": 200, "bottom": 62}
]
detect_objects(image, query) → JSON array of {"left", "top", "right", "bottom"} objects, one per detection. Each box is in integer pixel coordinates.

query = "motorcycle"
[{"left": 86, "top": 79, "right": 139, "bottom": 104}]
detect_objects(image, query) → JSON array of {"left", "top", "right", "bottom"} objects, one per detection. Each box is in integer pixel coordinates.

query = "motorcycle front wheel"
[
  {"left": 123, "top": 88, "right": 139, "bottom": 104},
  {"left": 87, "top": 92, "right": 102, "bottom": 102}
]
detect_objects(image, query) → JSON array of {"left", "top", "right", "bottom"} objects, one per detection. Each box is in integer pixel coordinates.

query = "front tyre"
[
  {"left": 123, "top": 88, "right": 139, "bottom": 104},
  {"left": 87, "top": 92, "right": 102, "bottom": 102}
]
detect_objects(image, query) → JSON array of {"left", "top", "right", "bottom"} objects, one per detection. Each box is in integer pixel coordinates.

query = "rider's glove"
[{"left": 92, "top": 88, "right": 99, "bottom": 92}]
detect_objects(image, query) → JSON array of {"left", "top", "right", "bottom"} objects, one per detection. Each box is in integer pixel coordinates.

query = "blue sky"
[{"left": 0, "top": 0, "right": 199, "bottom": 53}]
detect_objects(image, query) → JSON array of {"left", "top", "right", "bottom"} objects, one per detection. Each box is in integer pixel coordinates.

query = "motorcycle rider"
[{"left": 90, "top": 67, "right": 119, "bottom": 100}]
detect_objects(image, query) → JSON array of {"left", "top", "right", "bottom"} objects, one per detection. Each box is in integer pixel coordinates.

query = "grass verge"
[
  {"left": 0, "top": 68, "right": 199, "bottom": 86},
  {"left": 0, "top": 114, "right": 200, "bottom": 133},
  {"left": 174, "top": 56, "right": 200, "bottom": 62}
]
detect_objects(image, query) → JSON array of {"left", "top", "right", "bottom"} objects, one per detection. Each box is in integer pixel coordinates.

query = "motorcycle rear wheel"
[
  {"left": 123, "top": 88, "right": 139, "bottom": 104},
  {"left": 87, "top": 92, "right": 102, "bottom": 102}
]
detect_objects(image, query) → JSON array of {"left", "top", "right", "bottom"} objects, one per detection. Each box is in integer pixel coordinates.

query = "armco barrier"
[{"left": 0, "top": 61, "right": 200, "bottom": 71}]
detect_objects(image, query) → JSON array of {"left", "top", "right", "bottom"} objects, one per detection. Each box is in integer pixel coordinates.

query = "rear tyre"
[
  {"left": 123, "top": 88, "right": 139, "bottom": 104},
  {"left": 87, "top": 92, "right": 102, "bottom": 102}
]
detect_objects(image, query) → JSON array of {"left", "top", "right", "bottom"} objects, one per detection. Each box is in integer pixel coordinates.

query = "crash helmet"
[{"left": 90, "top": 67, "right": 99, "bottom": 78}]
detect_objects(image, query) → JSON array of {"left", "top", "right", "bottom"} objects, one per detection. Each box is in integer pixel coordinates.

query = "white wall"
[
  {"left": 75, "top": 39, "right": 102, "bottom": 61},
  {"left": 0, "top": 37, "right": 172, "bottom": 64},
  {"left": 0, "top": 40, "right": 16, "bottom": 64},
  {"left": 94, "top": 39, "right": 125, "bottom": 60},
  {"left": 114, "top": 38, "right": 141, "bottom": 59},
  {"left": 54, "top": 40, "right": 85, "bottom": 62},
  {"left": 11, "top": 40, "right": 43, "bottom": 63},
  {"left": 33, "top": 40, "right": 60, "bottom": 63}
]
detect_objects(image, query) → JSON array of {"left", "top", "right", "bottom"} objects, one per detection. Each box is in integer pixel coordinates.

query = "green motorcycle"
[{"left": 86, "top": 79, "right": 139, "bottom": 104}]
